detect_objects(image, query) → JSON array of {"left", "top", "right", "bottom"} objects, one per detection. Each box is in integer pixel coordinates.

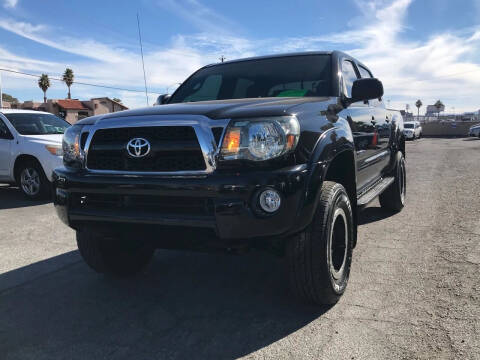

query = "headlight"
[
  {"left": 220, "top": 116, "right": 300, "bottom": 161},
  {"left": 45, "top": 145, "right": 63, "bottom": 156},
  {"left": 63, "top": 125, "right": 85, "bottom": 168}
]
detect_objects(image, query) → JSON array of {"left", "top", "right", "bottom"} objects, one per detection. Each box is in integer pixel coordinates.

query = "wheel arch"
[
  {"left": 13, "top": 154, "right": 44, "bottom": 183},
  {"left": 295, "top": 121, "right": 358, "bottom": 246}
]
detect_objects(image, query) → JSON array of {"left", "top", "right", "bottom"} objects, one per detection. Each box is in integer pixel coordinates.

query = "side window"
[
  {"left": 183, "top": 74, "right": 222, "bottom": 102},
  {"left": 358, "top": 65, "right": 372, "bottom": 79},
  {"left": 341, "top": 60, "right": 359, "bottom": 98},
  {"left": 0, "top": 119, "right": 13, "bottom": 139}
]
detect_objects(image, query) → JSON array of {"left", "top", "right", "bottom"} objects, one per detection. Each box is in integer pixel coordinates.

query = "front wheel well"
[
  {"left": 13, "top": 155, "right": 42, "bottom": 182},
  {"left": 324, "top": 150, "right": 356, "bottom": 206},
  {"left": 324, "top": 150, "right": 358, "bottom": 247}
]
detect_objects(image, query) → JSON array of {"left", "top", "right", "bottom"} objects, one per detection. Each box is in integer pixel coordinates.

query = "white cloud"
[
  {"left": 3, "top": 0, "right": 17, "bottom": 9},
  {"left": 158, "top": 0, "right": 241, "bottom": 35}
]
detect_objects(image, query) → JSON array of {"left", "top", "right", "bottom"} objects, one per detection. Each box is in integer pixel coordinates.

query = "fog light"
[{"left": 259, "top": 189, "right": 281, "bottom": 213}]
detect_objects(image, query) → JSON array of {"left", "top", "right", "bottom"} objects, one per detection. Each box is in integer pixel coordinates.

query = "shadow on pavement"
[
  {"left": 358, "top": 206, "right": 395, "bottom": 225},
  {"left": 0, "top": 185, "right": 50, "bottom": 210},
  {"left": 463, "top": 137, "right": 480, "bottom": 141},
  {"left": 0, "top": 249, "right": 329, "bottom": 359}
]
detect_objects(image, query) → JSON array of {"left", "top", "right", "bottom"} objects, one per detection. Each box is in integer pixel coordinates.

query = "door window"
[
  {"left": 358, "top": 65, "right": 373, "bottom": 79},
  {"left": 0, "top": 119, "right": 13, "bottom": 139},
  {"left": 341, "top": 60, "right": 359, "bottom": 98}
]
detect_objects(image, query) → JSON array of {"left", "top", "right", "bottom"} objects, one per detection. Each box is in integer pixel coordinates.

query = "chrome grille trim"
[{"left": 83, "top": 115, "right": 229, "bottom": 176}]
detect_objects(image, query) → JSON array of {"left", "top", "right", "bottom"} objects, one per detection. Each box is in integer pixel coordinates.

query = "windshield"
[
  {"left": 5, "top": 113, "right": 70, "bottom": 135},
  {"left": 404, "top": 123, "right": 414, "bottom": 129},
  {"left": 169, "top": 55, "right": 332, "bottom": 103}
]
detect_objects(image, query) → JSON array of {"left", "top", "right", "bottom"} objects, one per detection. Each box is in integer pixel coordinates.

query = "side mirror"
[
  {"left": 154, "top": 94, "right": 171, "bottom": 106},
  {"left": 349, "top": 78, "right": 384, "bottom": 104}
]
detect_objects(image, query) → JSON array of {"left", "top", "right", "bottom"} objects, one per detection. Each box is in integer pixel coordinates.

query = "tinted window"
[
  {"left": 404, "top": 123, "right": 414, "bottom": 129},
  {"left": 342, "top": 60, "right": 359, "bottom": 98},
  {"left": 170, "top": 55, "right": 332, "bottom": 103},
  {"left": 358, "top": 65, "right": 372, "bottom": 79},
  {"left": 5, "top": 113, "right": 70, "bottom": 135},
  {"left": 0, "top": 119, "right": 12, "bottom": 139}
]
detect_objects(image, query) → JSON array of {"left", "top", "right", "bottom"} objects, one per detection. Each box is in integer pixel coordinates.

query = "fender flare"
[{"left": 293, "top": 117, "right": 357, "bottom": 233}]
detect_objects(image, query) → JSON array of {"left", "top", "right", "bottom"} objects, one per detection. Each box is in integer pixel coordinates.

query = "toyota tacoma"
[{"left": 53, "top": 51, "right": 406, "bottom": 305}]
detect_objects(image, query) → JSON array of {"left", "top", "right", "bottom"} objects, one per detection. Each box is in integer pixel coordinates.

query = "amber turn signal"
[{"left": 222, "top": 129, "right": 241, "bottom": 154}]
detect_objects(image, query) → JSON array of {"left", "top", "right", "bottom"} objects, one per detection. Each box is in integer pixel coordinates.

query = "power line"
[{"left": 0, "top": 68, "right": 163, "bottom": 95}]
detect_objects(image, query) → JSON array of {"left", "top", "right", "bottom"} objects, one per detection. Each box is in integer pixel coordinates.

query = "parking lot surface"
[{"left": 0, "top": 138, "right": 479, "bottom": 359}]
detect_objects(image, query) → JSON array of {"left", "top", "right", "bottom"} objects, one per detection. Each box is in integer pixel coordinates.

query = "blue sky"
[{"left": 1, "top": 0, "right": 480, "bottom": 113}]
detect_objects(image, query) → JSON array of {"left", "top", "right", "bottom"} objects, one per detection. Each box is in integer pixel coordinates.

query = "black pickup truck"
[{"left": 53, "top": 51, "right": 405, "bottom": 305}]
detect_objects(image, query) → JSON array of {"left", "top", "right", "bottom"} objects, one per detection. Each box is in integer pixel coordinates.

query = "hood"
[
  {"left": 77, "top": 97, "right": 334, "bottom": 125},
  {"left": 22, "top": 134, "right": 63, "bottom": 145}
]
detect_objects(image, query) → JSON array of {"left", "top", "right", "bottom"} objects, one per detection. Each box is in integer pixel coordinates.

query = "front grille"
[
  {"left": 86, "top": 126, "right": 206, "bottom": 172},
  {"left": 71, "top": 193, "right": 214, "bottom": 217}
]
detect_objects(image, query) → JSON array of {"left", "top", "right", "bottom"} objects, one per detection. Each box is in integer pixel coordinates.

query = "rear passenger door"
[{"left": 341, "top": 60, "right": 377, "bottom": 191}]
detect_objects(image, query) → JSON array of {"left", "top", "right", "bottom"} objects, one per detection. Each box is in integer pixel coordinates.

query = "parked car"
[
  {"left": 403, "top": 121, "right": 422, "bottom": 140},
  {"left": 53, "top": 51, "right": 406, "bottom": 305},
  {"left": 0, "top": 109, "right": 70, "bottom": 199},
  {"left": 468, "top": 123, "right": 480, "bottom": 138}
]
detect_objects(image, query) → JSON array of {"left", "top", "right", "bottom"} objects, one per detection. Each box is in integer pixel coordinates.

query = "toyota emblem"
[{"left": 126, "top": 138, "right": 151, "bottom": 158}]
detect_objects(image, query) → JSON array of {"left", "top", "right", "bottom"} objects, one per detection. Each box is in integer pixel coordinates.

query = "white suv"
[
  {"left": 403, "top": 121, "right": 422, "bottom": 140},
  {"left": 0, "top": 109, "right": 70, "bottom": 199}
]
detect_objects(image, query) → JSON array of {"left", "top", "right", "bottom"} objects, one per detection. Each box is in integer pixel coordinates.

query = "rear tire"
[
  {"left": 379, "top": 152, "right": 406, "bottom": 212},
  {"left": 286, "top": 181, "right": 354, "bottom": 305},
  {"left": 76, "top": 229, "right": 155, "bottom": 277},
  {"left": 17, "top": 160, "right": 50, "bottom": 200}
]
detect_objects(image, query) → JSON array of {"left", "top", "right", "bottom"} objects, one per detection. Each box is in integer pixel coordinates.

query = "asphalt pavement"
[{"left": 0, "top": 137, "right": 479, "bottom": 359}]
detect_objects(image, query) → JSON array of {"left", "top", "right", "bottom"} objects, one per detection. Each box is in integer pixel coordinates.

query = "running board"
[{"left": 357, "top": 177, "right": 395, "bottom": 206}]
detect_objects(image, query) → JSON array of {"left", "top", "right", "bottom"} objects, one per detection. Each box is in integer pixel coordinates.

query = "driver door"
[{"left": 0, "top": 118, "right": 14, "bottom": 178}]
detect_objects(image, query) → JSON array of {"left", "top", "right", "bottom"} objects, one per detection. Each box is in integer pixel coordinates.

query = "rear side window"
[
  {"left": 341, "top": 60, "right": 359, "bottom": 98},
  {"left": 358, "top": 65, "right": 373, "bottom": 79}
]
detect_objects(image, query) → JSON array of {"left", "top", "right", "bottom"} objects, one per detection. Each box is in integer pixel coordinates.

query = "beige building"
[{"left": 11, "top": 97, "right": 128, "bottom": 124}]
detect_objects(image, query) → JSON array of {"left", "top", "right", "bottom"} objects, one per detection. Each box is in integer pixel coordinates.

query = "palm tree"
[
  {"left": 38, "top": 74, "right": 50, "bottom": 103},
  {"left": 415, "top": 99, "right": 422, "bottom": 120},
  {"left": 62, "top": 68, "right": 74, "bottom": 99},
  {"left": 434, "top": 100, "right": 444, "bottom": 119}
]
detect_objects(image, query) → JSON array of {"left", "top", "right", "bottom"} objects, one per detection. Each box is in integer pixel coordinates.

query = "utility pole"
[{"left": 219, "top": 55, "right": 226, "bottom": 63}]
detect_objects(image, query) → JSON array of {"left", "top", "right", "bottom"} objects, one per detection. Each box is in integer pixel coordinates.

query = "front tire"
[
  {"left": 379, "top": 152, "right": 406, "bottom": 212},
  {"left": 286, "top": 181, "right": 354, "bottom": 305},
  {"left": 17, "top": 160, "right": 50, "bottom": 200},
  {"left": 77, "top": 229, "right": 155, "bottom": 277}
]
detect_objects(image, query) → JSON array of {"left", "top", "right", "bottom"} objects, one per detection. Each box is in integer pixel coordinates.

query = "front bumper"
[
  {"left": 42, "top": 155, "right": 64, "bottom": 182},
  {"left": 52, "top": 164, "right": 312, "bottom": 242},
  {"left": 403, "top": 132, "right": 414, "bottom": 139}
]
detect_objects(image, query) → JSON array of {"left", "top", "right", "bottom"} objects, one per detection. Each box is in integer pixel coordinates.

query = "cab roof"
[
  {"left": 204, "top": 51, "right": 345, "bottom": 67},
  {"left": 0, "top": 109, "right": 51, "bottom": 115}
]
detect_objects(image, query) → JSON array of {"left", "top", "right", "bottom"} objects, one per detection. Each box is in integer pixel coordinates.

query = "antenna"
[
  {"left": 137, "top": 12, "right": 149, "bottom": 106},
  {"left": 219, "top": 55, "right": 226, "bottom": 63}
]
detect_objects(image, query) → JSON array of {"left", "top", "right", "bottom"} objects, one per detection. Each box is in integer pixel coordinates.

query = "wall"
[{"left": 421, "top": 121, "right": 480, "bottom": 137}]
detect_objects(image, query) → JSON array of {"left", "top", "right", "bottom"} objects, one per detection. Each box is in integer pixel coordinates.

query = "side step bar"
[{"left": 357, "top": 177, "right": 395, "bottom": 206}]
